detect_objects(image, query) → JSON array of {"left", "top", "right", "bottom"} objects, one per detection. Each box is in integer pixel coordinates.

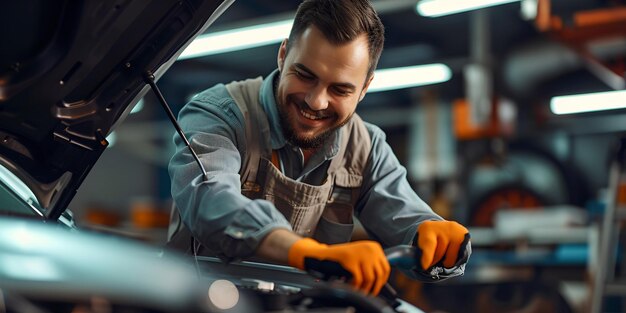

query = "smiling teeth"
[{"left": 300, "top": 109, "right": 324, "bottom": 120}]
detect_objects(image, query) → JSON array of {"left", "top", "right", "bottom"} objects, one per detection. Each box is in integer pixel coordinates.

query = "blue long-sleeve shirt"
[{"left": 168, "top": 69, "right": 441, "bottom": 259}]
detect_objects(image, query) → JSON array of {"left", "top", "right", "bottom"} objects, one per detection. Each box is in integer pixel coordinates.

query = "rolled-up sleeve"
[
  {"left": 168, "top": 86, "right": 291, "bottom": 260},
  {"left": 356, "top": 124, "right": 443, "bottom": 248}
]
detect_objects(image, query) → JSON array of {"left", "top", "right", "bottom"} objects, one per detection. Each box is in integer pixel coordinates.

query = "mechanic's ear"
[
  {"left": 277, "top": 38, "right": 288, "bottom": 71},
  {"left": 359, "top": 73, "right": 375, "bottom": 102}
]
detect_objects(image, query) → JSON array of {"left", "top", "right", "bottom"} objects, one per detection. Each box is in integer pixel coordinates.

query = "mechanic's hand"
[
  {"left": 288, "top": 238, "right": 390, "bottom": 295},
  {"left": 415, "top": 220, "right": 470, "bottom": 270}
]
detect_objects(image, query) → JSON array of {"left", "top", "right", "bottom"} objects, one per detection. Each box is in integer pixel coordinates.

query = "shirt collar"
[{"left": 259, "top": 69, "right": 341, "bottom": 160}]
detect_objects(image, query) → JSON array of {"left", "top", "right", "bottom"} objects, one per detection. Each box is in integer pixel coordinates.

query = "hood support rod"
[{"left": 143, "top": 71, "right": 208, "bottom": 182}]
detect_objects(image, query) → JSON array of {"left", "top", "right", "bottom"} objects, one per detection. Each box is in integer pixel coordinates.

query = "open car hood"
[{"left": 0, "top": 0, "right": 233, "bottom": 220}]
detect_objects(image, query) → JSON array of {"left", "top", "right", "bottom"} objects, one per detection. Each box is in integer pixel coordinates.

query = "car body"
[
  {"left": 0, "top": 1, "right": 422, "bottom": 312},
  {"left": 0, "top": 0, "right": 234, "bottom": 311}
]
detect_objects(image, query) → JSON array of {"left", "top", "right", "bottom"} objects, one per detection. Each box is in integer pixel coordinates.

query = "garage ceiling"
[{"left": 158, "top": 0, "right": 625, "bottom": 121}]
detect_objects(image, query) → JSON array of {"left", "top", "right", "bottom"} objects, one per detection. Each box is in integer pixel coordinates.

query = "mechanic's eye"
[
  {"left": 295, "top": 70, "right": 314, "bottom": 81},
  {"left": 332, "top": 87, "right": 350, "bottom": 97}
]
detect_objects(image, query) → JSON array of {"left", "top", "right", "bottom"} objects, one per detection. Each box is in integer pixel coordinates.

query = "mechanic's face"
[{"left": 276, "top": 26, "right": 373, "bottom": 149}]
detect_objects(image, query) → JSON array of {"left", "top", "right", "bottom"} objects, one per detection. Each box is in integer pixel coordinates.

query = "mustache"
[{"left": 287, "top": 94, "right": 332, "bottom": 119}]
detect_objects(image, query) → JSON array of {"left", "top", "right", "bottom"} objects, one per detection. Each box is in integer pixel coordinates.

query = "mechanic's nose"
[{"left": 305, "top": 86, "right": 329, "bottom": 111}]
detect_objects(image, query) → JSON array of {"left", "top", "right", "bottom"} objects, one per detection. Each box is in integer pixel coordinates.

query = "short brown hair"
[{"left": 287, "top": 0, "right": 385, "bottom": 78}]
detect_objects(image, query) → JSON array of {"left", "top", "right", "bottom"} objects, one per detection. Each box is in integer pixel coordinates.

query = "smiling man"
[
  {"left": 168, "top": 0, "right": 470, "bottom": 296},
  {"left": 276, "top": 25, "right": 368, "bottom": 152}
]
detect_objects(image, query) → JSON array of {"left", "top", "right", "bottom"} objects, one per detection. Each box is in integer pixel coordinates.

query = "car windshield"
[{"left": 0, "top": 164, "right": 43, "bottom": 218}]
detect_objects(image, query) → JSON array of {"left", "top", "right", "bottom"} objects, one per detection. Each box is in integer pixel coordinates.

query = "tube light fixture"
[
  {"left": 177, "top": 20, "right": 452, "bottom": 92},
  {"left": 368, "top": 63, "right": 452, "bottom": 93},
  {"left": 417, "top": 0, "right": 520, "bottom": 17},
  {"left": 131, "top": 99, "right": 144, "bottom": 114},
  {"left": 106, "top": 132, "right": 117, "bottom": 148},
  {"left": 178, "top": 19, "right": 293, "bottom": 60},
  {"left": 550, "top": 90, "right": 626, "bottom": 115}
]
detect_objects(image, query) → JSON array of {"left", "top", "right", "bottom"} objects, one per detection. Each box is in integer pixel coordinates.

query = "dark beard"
[{"left": 276, "top": 98, "right": 353, "bottom": 150}]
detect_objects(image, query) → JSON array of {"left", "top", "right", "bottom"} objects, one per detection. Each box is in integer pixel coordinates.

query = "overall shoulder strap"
[
  {"left": 328, "top": 113, "right": 372, "bottom": 188},
  {"left": 318, "top": 114, "right": 372, "bottom": 237},
  {"left": 225, "top": 77, "right": 270, "bottom": 187}
]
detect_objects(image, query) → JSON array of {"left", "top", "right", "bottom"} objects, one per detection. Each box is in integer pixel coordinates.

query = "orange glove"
[
  {"left": 288, "top": 238, "right": 391, "bottom": 295},
  {"left": 415, "top": 220, "right": 470, "bottom": 270}
]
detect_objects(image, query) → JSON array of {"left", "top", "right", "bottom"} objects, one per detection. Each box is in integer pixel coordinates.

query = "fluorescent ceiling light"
[
  {"left": 106, "top": 132, "right": 117, "bottom": 148},
  {"left": 550, "top": 90, "right": 626, "bottom": 115},
  {"left": 368, "top": 64, "right": 452, "bottom": 93},
  {"left": 178, "top": 19, "right": 292, "bottom": 60},
  {"left": 417, "top": 0, "right": 520, "bottom": 17},
  {"left": 131, "top": 99, "right": 144, "bottom": 114},
  {"left": 177, "top": 19, "right": 451, "bottom": 92}
]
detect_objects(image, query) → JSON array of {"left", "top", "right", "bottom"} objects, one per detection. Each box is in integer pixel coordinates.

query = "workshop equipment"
[{"left": 591, "top": 137, "right": 626, "bottom": 313}]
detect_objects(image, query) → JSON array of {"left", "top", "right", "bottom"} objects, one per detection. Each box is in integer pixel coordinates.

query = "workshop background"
[{"left": 67, "top": 0, "right": 626, "bottom": 312}]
